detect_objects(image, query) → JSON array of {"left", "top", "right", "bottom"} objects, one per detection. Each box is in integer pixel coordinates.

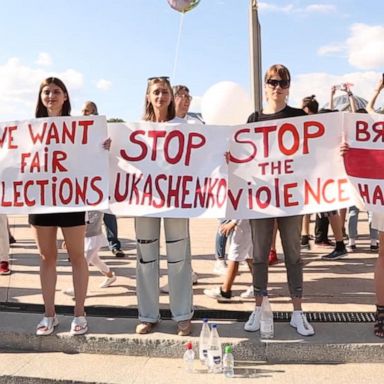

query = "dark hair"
[
  {"left": 302, "top": 95, "right": 319, "bottom": 114},
  {"left": 264, "top": 64, "right": 291, "bottom": 83},
  {"left": 143, "top": 77, "right": 175, "bottom": 122},
  {"left": 356, "top": 108, "right": 368, "bottom": 114},
  {"left": 173, "top": 85, "right": 190, "bottom": 96},
  {"left": 35, "top": 77, "right": 71, "bottom": 118},
  {"left": 318, "top": 108, "right": 337, "bottom": 114}
]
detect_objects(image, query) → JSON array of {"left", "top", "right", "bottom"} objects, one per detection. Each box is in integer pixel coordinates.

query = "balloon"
[
  {"left": 167, "top": 0, "right": 201, "bottom": 13},
  {"left": 201, "top": 81, "right": 253, "bottom": 125}
]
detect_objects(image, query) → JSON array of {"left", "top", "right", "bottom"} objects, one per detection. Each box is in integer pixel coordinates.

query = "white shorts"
[
  {"left": 227, "top": 220, "right": 253, "bottom": 262},
  {"left": 85, "top": 233, "right": 107, "bottom": 252},
  {"left": 371, "top": 212, "right": 384, "bottom": 232}
]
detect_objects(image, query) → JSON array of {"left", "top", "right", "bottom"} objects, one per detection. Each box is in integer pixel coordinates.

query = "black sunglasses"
[{"left": 266, "top": 79, "right": 290, "bottom": 89}]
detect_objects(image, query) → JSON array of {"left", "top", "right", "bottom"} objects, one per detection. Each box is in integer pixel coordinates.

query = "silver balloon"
[{"left": 167, "top": 0, "right": 201, "bottom": 13}]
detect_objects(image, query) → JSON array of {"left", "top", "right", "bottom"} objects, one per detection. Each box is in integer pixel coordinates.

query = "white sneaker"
[
  {"left": 240, "top": 285, "right": 254, "bottom": 298},
  {"left": 203, "top": 287, "right": 231, "bottom": 301},
  {"left": 213, "top": 260, "right": 227, "bottom": 275},
  {"left": 192, "top": 271, "right": 199, "bottom": 284},
  {"left": 100, "top": 273, "right": 117, "bottom": 288},
  {"left": 160, "top": 284, "right": 169, "bottom": 293},
  {"left": 244, "top": 307, "right": 261, "bottom": 332},
  {"left": 290, "top": 311, "right": 315, "bottom": 336},
  {"left": 63, "top": 287, "right": 75, "bottom": 297}
]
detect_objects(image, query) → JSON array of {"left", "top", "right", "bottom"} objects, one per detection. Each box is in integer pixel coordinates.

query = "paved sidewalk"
[
  {"left": 2, "top": 215, "right": 379, "bottom": 313},
  {"left": 1, "top": 214, "right": 384, "bottom": 368},
  {"left": 1, "top": 350, "right": 384, "bottom": 384}
]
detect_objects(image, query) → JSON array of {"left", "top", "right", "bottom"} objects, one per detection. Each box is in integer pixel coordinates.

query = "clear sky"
[{"left": 0, "top": 0, "right": 383, "bottom": 122}]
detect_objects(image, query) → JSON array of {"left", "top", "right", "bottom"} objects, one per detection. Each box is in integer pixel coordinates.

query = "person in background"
[
  {"left": 204, "top": 220, "right": 253, "bottom": 301},
  {"left": 82, "top": 101, "right": 126, "bottom": 258},
  {"left": 0, "top": 215, "right": 10, "bottom": 275},
  {"left": 316, "top": 89, "right": 349, "bottom": 261},
  {"left": 300, "top": 95, "right": 335, "bottom": 251},
  {"left": 300, "top": 95, "right": 319, "bottom": 251},
  {"left": 173, "top": 85, "right": 200, "bottom": 284},
  {"left": 340, "top": 77, "right": 384, "bottom": 337},
  {"left": 243, "top": 64, "right": 314, "bottom": 336},
  {"left": 366, "top": 74, "right": 384, "bottom": 114},
  {"left": 63, "top": 207, "right": 117, "bottom": 297},
  {"left": 31, "top": 78, "right": 89, "bottom": 336},
  {"left": 135, "top": 77, "right": 193, "bottom": 336},
  {"left": 7, "top": 217, "right": 16, "bottom": 245}
]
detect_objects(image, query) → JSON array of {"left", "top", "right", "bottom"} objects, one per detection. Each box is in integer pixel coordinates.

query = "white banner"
[
  {"left": 108, "top": 121, "right": 232, "bottom": 217},
  {"left": 3, "top": 112, "right": 379, "bottom": 218},
  {"left": 0, "top": 116, "right": 109, "bottom": 214},
  {"left": 108, "top": 113, "right": 355, "bottom": 218},
  {"left": 343, "top": 112, "right": 384, "bottom": 214}
]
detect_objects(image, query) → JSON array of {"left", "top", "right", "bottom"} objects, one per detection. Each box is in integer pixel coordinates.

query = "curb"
[{"left": 1, "top": 311, "right": 384, "bottom": 364}]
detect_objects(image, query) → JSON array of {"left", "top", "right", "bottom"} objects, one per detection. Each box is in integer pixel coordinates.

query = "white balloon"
[{"left": 201, "top": 81, "right": 253, "bottom": 125}]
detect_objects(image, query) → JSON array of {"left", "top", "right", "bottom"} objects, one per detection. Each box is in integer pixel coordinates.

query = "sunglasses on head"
[
  {"left": 266, "top": 79, "right": 290, "bottom": 89},
  {"left": 147, "top": 76, "right": 170, "bottom": 82}
]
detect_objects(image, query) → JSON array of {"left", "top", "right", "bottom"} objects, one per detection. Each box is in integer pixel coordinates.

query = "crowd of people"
[{"left": 1, "top": 65, "right": 383, "bottom": 340}]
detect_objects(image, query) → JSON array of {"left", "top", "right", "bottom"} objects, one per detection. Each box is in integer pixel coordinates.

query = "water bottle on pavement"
[
  {"left": 207, "top": 324, "right": 222, "bottom": 373},
  {"left": 199, "top": 318, "right": 210, "bottom": 365},
  {"left": 260, "top": 296, "right": 274, "bottom": 339},
  {"left": 222, "top": 345, "right": 235, "bottom": 378},
  {"left": 183, "top": 341, "right": 195, "bottom": 373}
]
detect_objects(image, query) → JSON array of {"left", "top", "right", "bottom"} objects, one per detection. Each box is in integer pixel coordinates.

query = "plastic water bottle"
[
  {"left": 207, "top": 324, "right": 222, "bottom": 373},
  {"left": 222, "top": 345, "right": 235, "bottom": 378},
  {"left": 260, "top": 296, "right": 274, "bottom": 339},
  {"left": 199, "top": 318, "right": 210, "bottom": 365},
  {"left": 183, "top": 341, "right": 195, "bottom": 373}
]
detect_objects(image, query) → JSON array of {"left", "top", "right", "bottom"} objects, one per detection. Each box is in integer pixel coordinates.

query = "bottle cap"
[
  {"left": 224, "top": 345, "right": 233, "bottom": 354},
  {"left": 211, "top": 323, "right": 217, "bottom": 328},
  {"left": 185, "top": 341, "right": 193, "bottom": 350},
  {"left": 203, "top": 318, "right": 208, "bottom": 323}
]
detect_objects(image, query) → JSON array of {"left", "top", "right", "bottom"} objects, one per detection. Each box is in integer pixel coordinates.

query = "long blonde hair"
[{"left": 143, "top": 77, "right": 175, "bottom": 122}]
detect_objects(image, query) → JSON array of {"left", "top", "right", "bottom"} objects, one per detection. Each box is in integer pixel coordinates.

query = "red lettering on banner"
[
  {"left": 255, "top": 186, "right": 271, "bottom": 208},
  {"left": 20, "top": 148, "right": 68, "bottom": 173},
  {"left": 303, "top": 121, "right": 324, "bottom": 153},
  {"left": 181, "top": 176, "right": 193, "bottom": 208},
  {"left": 0, "top": 176, "right": 103, "bottom": 208},
  {"left": 284, "top": 183, "right": 298, "bottom": 206},
  {"left": 23, "top": 180, "right": 36, "bottom": 206},
  {"left": 120, "top": 130, "right": 205, "bottom": 166},
  {"left": 28, "top": 120, "right": 92, "bottom": 145},
  {"left": 356, "top": 120, "right": 384, "bottom": 142},
  {"left": 228, "top": 189, "right": 243, "bottom": 210},
  {"left": 278, "top": 123, "right": 300, "bottom": 155},
  {"left": 153, "top": 175, "right": 167, "bottom": 208},
  {"left": 304, "top": 178, "right": 349, "bottom": 205},
  {"left": 0, "top": 125, "right": 18, "bottom": 149},
  {"left": 230, "top": 120, "right": 324, "bottom": 163},
  {"left": 358, "top": 183, "right": 384, "bottom": 205},
  {"left": 258, "top": 159, "right": 294, "bottom": 175},
  {"left": 254, "top": 125, "right": 277, "bottom": 157}
]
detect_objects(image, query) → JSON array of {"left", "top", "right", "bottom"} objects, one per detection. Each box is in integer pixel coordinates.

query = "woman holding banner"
[
  {"left": 341, "top": 76, "right": 384, "bottom": 338},
  {"left": 244, "top": 64, "right": 315, "bottom": 336},
  {"left": 134, "top": 76, "right": 193, "bottom": 336},
  {"left": 30, "top": 77, "right": 88, "bottom": 336}
]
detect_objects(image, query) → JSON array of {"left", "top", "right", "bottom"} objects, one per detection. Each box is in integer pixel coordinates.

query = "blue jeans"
[
  {"left": 348, "top": 206, "right": 378, "bottom": 241},
  {"left": 103, "top": 213, "right": 121, "bottom": 250},
  {"left": 215, "top": 219, "right": 230, "bottom": 260}
]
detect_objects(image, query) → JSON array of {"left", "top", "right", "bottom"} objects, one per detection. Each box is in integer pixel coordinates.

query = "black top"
[{"left": 247, "top": 105, "right": 306, "bottom": 123}]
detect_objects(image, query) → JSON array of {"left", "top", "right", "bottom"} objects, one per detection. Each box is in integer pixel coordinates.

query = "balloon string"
[{"left": 172, "top": 12, "right": 185, "bottom": 81}]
